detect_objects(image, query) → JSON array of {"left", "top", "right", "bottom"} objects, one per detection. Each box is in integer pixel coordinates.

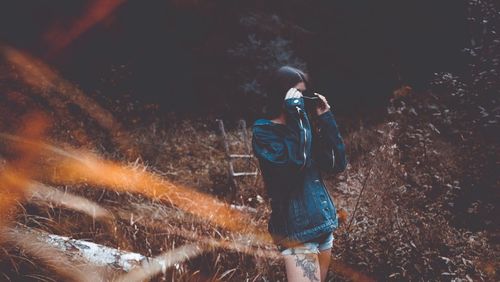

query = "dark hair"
[{"left": 264, "top": 65, "right": 309, "bottom": 119}]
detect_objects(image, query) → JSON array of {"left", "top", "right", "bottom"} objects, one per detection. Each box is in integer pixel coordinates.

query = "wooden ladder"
[{"left": 216, "top": 119, "right": 260, "bottom": 191}]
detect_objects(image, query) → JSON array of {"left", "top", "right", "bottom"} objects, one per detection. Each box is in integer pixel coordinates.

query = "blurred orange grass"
[
  {"left": 0, "top": 131, "right": 271, "bottom": 245},
  {"left": 0, "top": 112, "right": 50, "bottom": 227}
]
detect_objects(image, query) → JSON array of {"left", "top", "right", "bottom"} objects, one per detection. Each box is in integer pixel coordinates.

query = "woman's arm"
[{"left": 313, "top": 110, "right": 347, "bottom": 173}]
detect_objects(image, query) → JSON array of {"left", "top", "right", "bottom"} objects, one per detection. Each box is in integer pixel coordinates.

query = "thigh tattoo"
[{"left": 294, "top": 253, "right": 320, "bottom": 282}]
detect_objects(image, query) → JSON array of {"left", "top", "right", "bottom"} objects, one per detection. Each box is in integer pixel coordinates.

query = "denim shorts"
[{"left": 278, "top": 232, "right": 334, "bottom": 255}]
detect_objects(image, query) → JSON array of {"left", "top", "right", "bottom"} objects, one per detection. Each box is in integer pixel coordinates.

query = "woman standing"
[{"left": 252, "top": 66, "right": 347, "bottom": 282}]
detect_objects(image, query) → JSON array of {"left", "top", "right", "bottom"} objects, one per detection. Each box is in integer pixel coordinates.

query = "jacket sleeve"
[
  {"left": 313, "top": 110, "right": 347, "bottom": 173},
  {"left": 251, "top": 97, "right": 313, "bottom": 174}
]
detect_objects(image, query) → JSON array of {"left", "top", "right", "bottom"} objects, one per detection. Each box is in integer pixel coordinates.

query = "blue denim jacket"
[{"left": 251, "top": 97, "right": 347, "bottom": 248}]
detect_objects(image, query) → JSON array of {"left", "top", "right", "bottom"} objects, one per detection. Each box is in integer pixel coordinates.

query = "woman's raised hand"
[
  {"left": 284, "top": 87, "right": 303, "bottom": 100},
  {"left": 314, "top": 92, "right": 331, "bottom": 115}
]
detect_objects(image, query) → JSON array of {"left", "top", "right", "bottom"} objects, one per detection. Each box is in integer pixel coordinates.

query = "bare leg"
[
  {"left": 283, "top": 253, "right": 321, "bottom": 282},
  {"left": 318, "top": 248, "right": 332, "bottom": 281}
]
